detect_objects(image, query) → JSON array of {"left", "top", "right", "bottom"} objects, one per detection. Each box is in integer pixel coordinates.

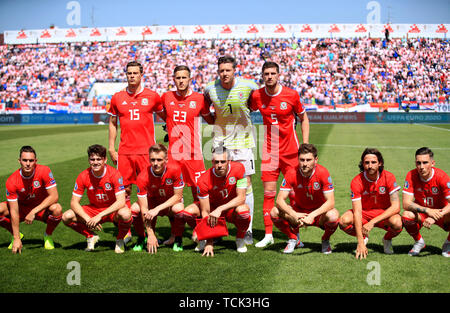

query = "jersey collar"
[
  {"left": 264, "top": 85, "right": 282, "bottom": 97},
  {"left": 150, "top": 166, "right": 167, "bottom": 178},
  {"left": 175, "top": 89, "right": 192, "bottom": 98},
  {"left": 363, "top": 171, "right": 380, "bottom": 183},
  {"left": 19, "top": 168, "right": 35, "bottom": 179},
  {"left": 91, "top": 166, "right": 107, "bottom": 179},
  {"left": 419, "top": 168, "right": 435, "bottom": 182},
  {"left": 126, "top": 84, "right": 144, "bottom": 96},
  {"left": 212, "top": 163, "right": 231, "bottom": 178}
]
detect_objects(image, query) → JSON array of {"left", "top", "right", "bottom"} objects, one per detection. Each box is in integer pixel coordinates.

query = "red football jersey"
[
  {"left": 108, "top": 86, "right": 163, "bottom": 155},
  {"left": 72, "top": 165, "right": 125, "bottom": 208},
  {"left": 280, "top": 164, "right": 334, "bottom": 211},
  {"left": 6, "top": 164, "right": 57, "bottom": 208},
  {"left": 161, "top": 90, "right": 210, "bottom": 162},
  {"left": 403, "top": 167, "right": 450, "bottom": 210},
  {"left": 136, "top": 163, "right": 184, "bottom": 205},
  {"left": 197, "top": 161, "right": 246, "bottom": 210},
  {"left": 351, "top": 170, "right": 401, "bottom": 211},
  {"left": 250, "top": 86, "right": 305, "bottom": 157}
]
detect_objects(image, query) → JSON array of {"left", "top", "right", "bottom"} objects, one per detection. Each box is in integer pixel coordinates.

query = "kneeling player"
[
  {"left": 62, "top": 144, "right": 132, "bottom": 253},
  {"left": 402, "top": 147, "right": 450, "bottom": 257},
  {"left": 272, "top": 144, "right": 339, "bottom": 254},
  {"left": 1, "top": 146, "right": 62, "bottom": 254},
  {"left": 134, "top": 144, "right": 185, "bottom": 253},
  {"left": 339, "top": 148, "right": 402, "bottom": 259},
  {"left": 181, "top": 145, "right": 251, "bottom": 256}
]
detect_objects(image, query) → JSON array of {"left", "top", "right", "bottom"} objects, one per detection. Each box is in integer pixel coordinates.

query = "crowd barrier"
[{"left": 1, "top": 112, "right": 448, "bottom": 125}]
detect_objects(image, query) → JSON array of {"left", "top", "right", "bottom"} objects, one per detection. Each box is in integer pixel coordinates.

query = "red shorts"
[
  {"left": 169, "top": 157, "right": 205, "bottom": 187},
  {"left": 4, "top": 202, "right": 51, "bottom": 222},
  {"left": 416, "top": 212, "right": 449, "bottom": 231},
  {"left": 261, "top": 152, "right": 299, "bottom": 182},
  {"left": 293, "top": 206, "right": 323, "bottom": 229},
  {"left": 117, "top": 154, "right": 150, "bottom": 186},
  {"left": 346, "top": 208, "right": 392, "bottom": 230},
  {"left": 192, "top": 201, "right": 238, "bottom": 222},
  {"left": 82, "top": 205, "right": 118, "bottom": 223}
]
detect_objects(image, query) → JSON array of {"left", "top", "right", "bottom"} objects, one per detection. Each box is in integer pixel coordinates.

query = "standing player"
[
  {"left": 108, "top": 61, "right": 164, "bottom": 243},
  {"left": 204, "top": 55, "right": 259, "bottom": 244},
  {"left": 134, "top": 144, "right": 185, "bottom": 253},
  {"left": 160, "top": 66, "right": 213, "bottom": 245},
  {"left": 401, "top": 147, "right": 450, "bottom": 257},
  {"left": 0, "top": 146, "right": 62, "bottom": 254},
  {"left": 272, "top": 144, "right": 339, "bottom": 254},
  {"left": 249, "top": 61, "right": 310, "bottom": 248},
  {"left": 339, "top": 148, "right": 403, "bottom": 259},
  {"left": 62, "top": 144, "right": 132, "bottom": 253},
  {"left": 181, "top": 145, "right": 251, "bottom": 256},
  {"left": 162, "top": 65, "right": 213, "bottom": 199}
]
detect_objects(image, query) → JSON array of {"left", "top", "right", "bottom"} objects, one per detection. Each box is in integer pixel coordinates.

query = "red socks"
[{"left": 263, "top": 191, "right": 276, "bottom": 234}]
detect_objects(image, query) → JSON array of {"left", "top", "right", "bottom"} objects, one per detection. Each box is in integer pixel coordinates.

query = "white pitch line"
[
  {"left": 413, "top": 123, "right": 450, "bottom": 132},
  {"left": 314, "top": 143, "right": 450, "bottom": 150}
]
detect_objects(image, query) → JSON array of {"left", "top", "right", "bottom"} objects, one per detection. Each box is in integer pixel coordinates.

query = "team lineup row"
[
  {"left": 2, "top": 143, "right": 449, "bottom": 258},
  {"left": 2, "top": 56, "right": 449, "bottom": 258}
]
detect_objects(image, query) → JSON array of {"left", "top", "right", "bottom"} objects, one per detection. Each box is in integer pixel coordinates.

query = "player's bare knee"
[
  {"left": 270, "top": 207, "right": 279, "bottom": 219},
  {"left": 130, "top": 202, "right": 141, "bottom": 214},
  {"left": 389, "top": 214, "right": 403, "bottom": 230},
  {"left": 118, "top": 207, "right": 132, "bottom": 221},
  {"left": 49, "top": 203, "right": 63, "bottom": 216},
  {"left": 327, "top": 208, "right": 340, "bottom": 222},
  {"left": 184, "top": 203, "right": 199, "bottom": 215},
  {"left": 171, "top": 202, "right": 184, "bottom": 214},
  {"left": 339, "top": 212, "right": 353, "bottom": 227},
  {"left": 235, "top": 204, "right": 250, "bottom": 213},
  {"left": 0, "top": 202, "right": 9, "bottom": 216},
  {"left": 62, "top": 210, "right": 76, "bottom": 224},
  {"left": 402, "top": 210, "right": 416, "bottom": 220}
]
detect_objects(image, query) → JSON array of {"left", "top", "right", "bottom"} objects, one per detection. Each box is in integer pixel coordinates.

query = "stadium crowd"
[{"left": 0, "top": 37, "right": 449, "bottom": 109}]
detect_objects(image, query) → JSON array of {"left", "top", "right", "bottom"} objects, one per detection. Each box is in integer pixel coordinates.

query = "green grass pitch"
[{"left": 0, "top": 122, "right": 449, "bottom": 293}]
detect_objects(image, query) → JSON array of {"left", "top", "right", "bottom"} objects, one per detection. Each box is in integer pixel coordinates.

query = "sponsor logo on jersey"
[
  {"left": 121, "top": 101, "right": 128, "bottom": 105},
  {"left": 170, "top": 101, "right": 175, "bottom": 106}
]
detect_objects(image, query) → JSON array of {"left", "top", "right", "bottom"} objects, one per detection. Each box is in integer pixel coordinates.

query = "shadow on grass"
[{"left": 0, "top": 238, "right": 62, "bottom": 249}]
